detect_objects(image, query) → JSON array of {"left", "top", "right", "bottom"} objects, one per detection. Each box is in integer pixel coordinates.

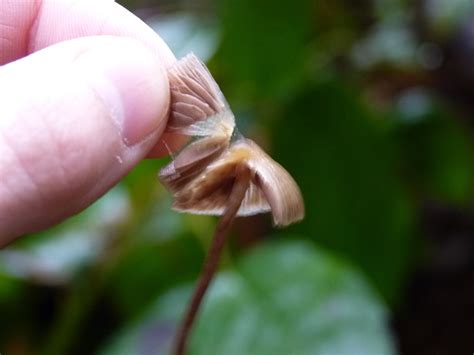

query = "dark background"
[{"left": 1, "top": 1, "right": 473, "bottom": 354}]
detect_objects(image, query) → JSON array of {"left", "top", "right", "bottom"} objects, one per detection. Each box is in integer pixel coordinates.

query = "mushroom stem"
[{"left": 173, "top": 168, "right": 251, "bottom": 355}]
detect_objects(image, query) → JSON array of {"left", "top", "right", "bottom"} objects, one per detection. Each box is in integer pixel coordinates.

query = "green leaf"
[
  {"left": 216, "top": 0, "right": 312, "bottom": 98},
  {"left": 397, "top": 107, "right": 474, "bottom": 204},
  {"left": 104, "top": 235, "right": 204, "bottom": 319},
  {"left": 0, "top": 186, "right": 131, "bottom": 284},
  {"left": 100, "top": 240, "right": 395, "bottom": 355},
  {"left": 271, "top": 79, "right": 416, "bottom": 304}
]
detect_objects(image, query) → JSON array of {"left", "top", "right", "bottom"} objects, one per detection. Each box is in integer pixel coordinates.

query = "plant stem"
[{"left": 173, "top": 169, "right": 251, "bottom": 355}]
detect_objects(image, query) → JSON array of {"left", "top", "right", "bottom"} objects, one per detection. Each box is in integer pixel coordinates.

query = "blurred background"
[{"left": 1, "top": 0, "right": 474, "bottom": 354}]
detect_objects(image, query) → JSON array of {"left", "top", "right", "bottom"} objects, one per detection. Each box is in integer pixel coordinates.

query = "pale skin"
[{"left": 0, "top": 0, "right": 184, "bottom": 246}]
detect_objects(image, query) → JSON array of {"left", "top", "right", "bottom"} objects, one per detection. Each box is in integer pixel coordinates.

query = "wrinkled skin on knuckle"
[{"left": 0, "top": 76, "right": 124, "bottom": 234}]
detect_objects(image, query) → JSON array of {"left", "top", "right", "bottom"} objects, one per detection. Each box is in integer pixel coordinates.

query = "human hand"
[{"left": 0, "top": 0, "right": 178, "bottom": 246}]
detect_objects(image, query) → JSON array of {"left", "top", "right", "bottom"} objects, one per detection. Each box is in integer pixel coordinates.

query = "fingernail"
[{"left": 78, "top": 38, "right": 170, "bottom": 146}]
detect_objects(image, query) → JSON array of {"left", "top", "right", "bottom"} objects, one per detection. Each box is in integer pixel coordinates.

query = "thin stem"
[{"left": 173, "top": 169, "right": 251, "bottom": 355}]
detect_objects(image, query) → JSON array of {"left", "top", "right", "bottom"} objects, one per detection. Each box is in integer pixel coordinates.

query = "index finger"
[{"left": 0, "top": 0, "right": 175, "bottom": 66}]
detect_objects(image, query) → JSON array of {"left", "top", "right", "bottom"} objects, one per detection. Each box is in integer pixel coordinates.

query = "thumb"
[{"left": 0, "top": 36, "right": 170, "bottom": 243}]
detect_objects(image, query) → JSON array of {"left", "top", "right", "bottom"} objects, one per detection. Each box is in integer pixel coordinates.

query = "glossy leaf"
[{"left": 100, "top": 240, "right": 395, "bottom": 355}]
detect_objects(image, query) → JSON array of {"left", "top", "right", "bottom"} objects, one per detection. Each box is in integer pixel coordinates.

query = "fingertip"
[
  {"left": 0, "top": 0, "right": 177, "bottom": 67},
  {"left": 31, "top": 0, "right": 176, "bottom": 67},
  {"left": 0, "top": 36, "right": 174, "bottom": 240},
  {"left": 75, "top": 37, "right": 171, "bottom": 147}
]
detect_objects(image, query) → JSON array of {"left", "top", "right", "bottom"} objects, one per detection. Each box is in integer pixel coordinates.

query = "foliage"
[{"left": 101, "top": 241, "right": 394, "bottom": 355}]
